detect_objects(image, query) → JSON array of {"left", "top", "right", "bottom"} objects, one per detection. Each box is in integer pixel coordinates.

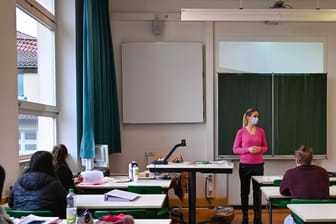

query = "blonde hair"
[{"left": 242, "top": 108, "right": 257, "bottom": 127}]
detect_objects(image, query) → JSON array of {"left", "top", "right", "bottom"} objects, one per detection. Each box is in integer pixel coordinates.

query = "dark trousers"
[{"left": 239, "top": 163, "right": 264, "bottom": 223}]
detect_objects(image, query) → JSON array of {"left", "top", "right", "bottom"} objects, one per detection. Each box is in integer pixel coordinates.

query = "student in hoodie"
[{"left": 8, "top": 151, "right": 67, "bottom": 218}]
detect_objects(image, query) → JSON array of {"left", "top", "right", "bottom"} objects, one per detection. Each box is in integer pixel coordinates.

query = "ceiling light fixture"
[{"left": 181, "top": 8, "right": 336, "bottom": 22}]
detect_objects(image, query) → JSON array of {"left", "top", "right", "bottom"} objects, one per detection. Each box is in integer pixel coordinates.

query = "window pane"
[
  {"left": 36, "top": 0, "right": 55, "bottom": 15},
  {"left": 18, "top": 114, "right": 55, "bottom": 156},
  {"left": 16, "top": 8, "right": 55, "bottom": 106}
]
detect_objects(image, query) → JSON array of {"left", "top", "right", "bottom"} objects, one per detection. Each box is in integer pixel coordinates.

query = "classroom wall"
[
  {"left": 108, "top": 0, "right": 336, "bottom": 205},
  {"left": 56, "top": 0, "right": 81, "bottom": 172},
  {"left": 0, "top": 0, "right": 20, "bottom": 199}
]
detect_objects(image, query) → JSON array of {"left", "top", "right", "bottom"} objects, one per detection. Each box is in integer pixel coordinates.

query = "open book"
[{"left": 104, "top": 189, "right": 139, "bottom": 202}]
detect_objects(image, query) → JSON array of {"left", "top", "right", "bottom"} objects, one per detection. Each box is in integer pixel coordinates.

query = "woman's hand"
[{"left": 248, "top": 146, "right": 261, "bottom": 154}]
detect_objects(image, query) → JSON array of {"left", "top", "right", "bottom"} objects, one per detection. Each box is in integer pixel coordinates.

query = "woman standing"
[{"left": 233, "top": 108, "right": 268, "bottom": 224}]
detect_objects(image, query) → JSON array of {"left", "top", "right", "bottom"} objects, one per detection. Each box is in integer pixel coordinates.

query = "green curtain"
[{"left": 76, "top": 0, "right": 121, "bottom": 156}]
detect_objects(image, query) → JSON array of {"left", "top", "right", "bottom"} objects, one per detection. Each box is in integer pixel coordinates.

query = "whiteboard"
[{"left": 121, "top": 42, "right": 204, "bottom": 124}]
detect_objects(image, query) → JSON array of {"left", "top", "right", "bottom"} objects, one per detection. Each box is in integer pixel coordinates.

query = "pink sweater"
[{"left": 233, "top": 127, "right": 268, "bottom": 164}]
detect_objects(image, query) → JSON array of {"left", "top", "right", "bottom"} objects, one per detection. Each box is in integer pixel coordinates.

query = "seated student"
[
  {"left": 280, "top": 145, "right": 329, "bottom": 224},
  {"left": 52, "top": 144, "right": 82, "bottom": 192},
  {"left": 0, "top": 165, "right": 13, "bottom": 223},
  {"left": 0, "top": 164, "right": 4, "bottom": 201},
  {"left": 8, "top": 151, "right": 67, "bottom": 219}
]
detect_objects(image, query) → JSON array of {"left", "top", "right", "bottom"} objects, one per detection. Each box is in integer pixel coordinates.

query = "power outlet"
[{"left": 205, "top": 174, "right": 215, "bottom": 198}]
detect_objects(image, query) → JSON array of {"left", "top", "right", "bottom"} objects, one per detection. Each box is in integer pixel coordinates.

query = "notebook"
[{"left": 104, "top": 189, "right": 139, "bottom": 202}]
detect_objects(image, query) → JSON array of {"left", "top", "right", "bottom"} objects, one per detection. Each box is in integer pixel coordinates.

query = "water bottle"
[
  {"left": 128, "top": 161, "right": 138, "bottom": 180},
  {"left": 66, "top": 188, "right": 77, "bottom": 224},
  {"left": 133, "top": 165, "right": 139, "bottom": 183}
]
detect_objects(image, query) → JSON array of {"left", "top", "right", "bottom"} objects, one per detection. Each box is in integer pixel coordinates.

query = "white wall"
[
  {"left": 56, "top": 0, "right": 80, "bottom": 171},
  {"left": 108, "top": 0, "right": 336, "bottom": 205},
  {"left": 108, "top": 17, "right": 215, "bottom": 200},
  {"left": 0, "top": 0, "right": 20, "bottom": 197}
]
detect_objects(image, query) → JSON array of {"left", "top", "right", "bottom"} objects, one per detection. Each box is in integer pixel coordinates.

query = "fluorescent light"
[{"left": 181, "top": 8, "right": 336, "bottom": 22}]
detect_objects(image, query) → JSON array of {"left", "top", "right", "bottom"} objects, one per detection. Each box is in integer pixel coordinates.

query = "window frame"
[{"left": 16, "top": 0, "right": 58, "bottom": 162}]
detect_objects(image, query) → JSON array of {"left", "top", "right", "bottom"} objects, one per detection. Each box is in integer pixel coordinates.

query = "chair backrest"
[
  {"left": 5, "top": 209, "right": 53, "bottom": 218},
  {"left": 273, "top": 179, "right": 282, "bottom": 186},
  {"left": 127, "top": 185, "right": 163, "bottom": 194}
]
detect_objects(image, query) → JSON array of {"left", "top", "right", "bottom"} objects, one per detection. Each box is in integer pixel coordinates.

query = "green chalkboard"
[{"left": 217, "top": 73, "right": 327, "bottom": 157}]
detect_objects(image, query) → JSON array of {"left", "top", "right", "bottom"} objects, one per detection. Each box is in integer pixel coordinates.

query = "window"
[{"left": 16, "top": 0, "right": 57, "bottom": 158}]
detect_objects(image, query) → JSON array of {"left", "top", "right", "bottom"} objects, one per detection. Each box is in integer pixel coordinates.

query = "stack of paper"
[
  {"left": 104, "top": 189, "right": 139, "bottom": 202},
  {"left": 15, "top": 214, "right": 58, "bottom": 224}
]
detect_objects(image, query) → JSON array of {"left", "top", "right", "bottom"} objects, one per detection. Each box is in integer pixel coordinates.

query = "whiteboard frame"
[{"left": 121, "top": 42, "right": 204, "bottom": 124}]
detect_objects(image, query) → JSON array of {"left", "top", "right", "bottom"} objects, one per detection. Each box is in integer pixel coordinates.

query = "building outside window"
[{"left": 16, "top": 0, "right": 57, "bottom": 158}]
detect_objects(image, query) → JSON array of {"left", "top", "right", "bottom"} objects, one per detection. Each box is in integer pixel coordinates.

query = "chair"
[
  {"left": 5, "top": 209, "right": 53, "bottom": 218},
  {"left": 289, "top": 199, "right": 336, "bottom": 224},
  {"left": 127, "top": 185, "right": 163, "bottom": 194}
]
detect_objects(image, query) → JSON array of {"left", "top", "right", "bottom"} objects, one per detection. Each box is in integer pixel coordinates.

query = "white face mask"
[{"left": 251, "top": 117, "right": 259, "bottom": 125}]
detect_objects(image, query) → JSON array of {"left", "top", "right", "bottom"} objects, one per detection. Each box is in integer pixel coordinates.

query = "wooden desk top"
[
  {"left": 287, "top": 203, "right": 336, "bottom": 223},
  {"left": 76, "top": 194, "right": 166, "bottom": 209}
]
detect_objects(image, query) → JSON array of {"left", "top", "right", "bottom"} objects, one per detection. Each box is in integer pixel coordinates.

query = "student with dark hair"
[
  {"left": 52, "top": 144, "right": 78, "bottom": 192},
  {"left": 8, "top": 151, "right": 67, "bottom": 218},
  {"left": 233, "top": 108, "right": 268, "bottom": 224},
  {"left": 0, "top": 165, "right": 4, "bottom": 201},
  {"left": 280, "top": 145, "right": 329, "bottom": 224},
  {"left": 0, "top": 165, "right": 13, "bottom": 223}
]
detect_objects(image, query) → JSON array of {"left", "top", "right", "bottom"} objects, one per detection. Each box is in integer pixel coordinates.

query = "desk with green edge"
[
  {"left": 252, "top": 175, "right": 336, "bottom": 224},
  {"left": 261, "top": 186, "right": 336, "bottom": 224},
  {"left": 76, "top": 177, "right": 172, "bottom": 193},
  {"left": 75, "top": 194, "right": 166, "bottom": 210},
  {"left": 287, "top": 203, "right": 336, "bottom": 223},
  {"left": 147, "top": 161, "right": 234, "bottom": 224}
]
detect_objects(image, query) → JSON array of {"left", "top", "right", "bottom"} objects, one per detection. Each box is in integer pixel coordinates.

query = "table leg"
[
  {"left": 188, "top": 171, "right": 196, "bottom": 224},
  {"left": 266, "top": 199, "right": 273, "bottom": 224},
  {"left": 269, "top": 199, "right": 273, "bottom": 224}
]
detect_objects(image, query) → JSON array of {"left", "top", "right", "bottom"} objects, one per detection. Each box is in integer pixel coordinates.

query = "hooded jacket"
[{"left": 8, "top": 172, "right": 67, "bottom": 218}]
